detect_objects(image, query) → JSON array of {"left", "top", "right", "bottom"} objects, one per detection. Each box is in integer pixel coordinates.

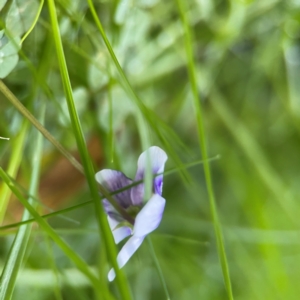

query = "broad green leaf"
[
  {"left": 0, "top": 0, "right": 43, "bottom": 77},
  {"left": 0, "top": 30, "right": 20, "bottom": 79},
  {"left": 5, "top": 0, "right": 39, "bottom": 37},
  {"left": 0, "top": 0, "right": 7, "bottom": 10}
]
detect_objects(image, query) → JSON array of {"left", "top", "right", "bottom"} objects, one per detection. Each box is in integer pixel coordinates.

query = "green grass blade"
[
  {"left": 175, "top": 0, "right": 234, "bottom": 298},
  {"left": 86, "top": 0, "right": 191, "bottom": 184},
  {"left": 0, "top": 105, "right": 45, "bottom": 300},
  {"left": 135, "top": 99, "right": 169, "bottom": 296},
  {"left": 210, "top": 90, "right": 297, "bottom": 222},
  {"left": 20, "top": 0, "right": 45, "bottom": 44},
  {"left": 0, "top": 167, "right": 100, "bottom": 289},
  {"left": 44, "top": 236, "right": 64, "bottom": 300},
  {"left": 0, "top": 119, "right": 28, "bottom": 224},
  {"left": 0, "top": 80, "right": 84, "bottom": 174},
  {"left": 46, "top": 0, "right": 132, "bottom": 298},
  {"left": 147, "top": 237, "right": 170, "bottom": 300}
]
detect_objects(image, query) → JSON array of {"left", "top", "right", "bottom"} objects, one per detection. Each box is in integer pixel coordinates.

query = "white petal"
[
  {"left": 107, "top": 216, "right": 119, "bottom": 231},
  {"left": 113, "top": 227, "right": 132, "bottom": 244},
  {"left": 108, "top": 269, "right": 116, "bottom": 282},
  {"left": 117, "top": 236, "right": 144, "bottom": 268},
  {"left": 131, "top": 146, "right": 168, "bottom": 205},
  {"left": 107, "top": 216, "right": 132, "bottom": 244},
  {"left": 133, "top": 194, "right": 165, "bottom": 237},
  {"left": 108, "top": 236, "right": 144, "bottom": 281}
]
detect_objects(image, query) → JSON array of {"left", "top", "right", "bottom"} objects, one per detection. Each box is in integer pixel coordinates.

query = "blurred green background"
[{"left": 1, "top": 0, "right": 300, "bottom": 299}]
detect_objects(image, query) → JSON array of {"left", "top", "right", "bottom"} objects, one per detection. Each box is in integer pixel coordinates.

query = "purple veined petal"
[
  {"left": 95, "top": 170, "right": 134, "bottom": 209},
  {"left": 103, "top": 199, "right": 124, "bottom": 222},
  {"left": 131, "top": 146, "right": 168, "bottom": 205},
  {"left": 108, "top": 236, "right": 145, "bottom": 282},
  {"left": 133, "top": 194, "right": 166, "bottom": 237}
]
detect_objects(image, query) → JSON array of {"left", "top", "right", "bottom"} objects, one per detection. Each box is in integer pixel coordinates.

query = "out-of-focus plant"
[{"left": 1, "top": 0, "right": 300, "bottom": 299}]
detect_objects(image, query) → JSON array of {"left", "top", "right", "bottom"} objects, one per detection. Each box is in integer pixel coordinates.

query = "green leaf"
[
  {"left": 0, "top": 0, "right": 42, "bottom": 78},
  {"left": 0, "top": 0, "right": 7, "bottom": 10},
  {"left": 0, "top": 30, "right": 20, "bottom": 79},
  {"left": 5, "top": 0, "right": 39, "bottom": 37}
]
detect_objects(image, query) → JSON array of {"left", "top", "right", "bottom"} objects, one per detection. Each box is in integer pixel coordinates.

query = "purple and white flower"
[{"left": 95, "top": 146, "right": 168, "bottom": 281}]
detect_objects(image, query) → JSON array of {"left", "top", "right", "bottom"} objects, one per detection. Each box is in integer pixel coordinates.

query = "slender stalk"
[
  {"left": 0, "top": 105, "right": 45, "bottom": 300},
  {"left": 21, "top": 0, "right": 45, "bottom": 44},
  {"left": 86, "top": 0, "right": 190, "bottom": 184},
  {"left": 0, "top": 120, "right": 28, "bottom": 224},
  {"left": 46, "top": 0, "right": 132, "bottom": 298},
  {"left": 108, "top": 70, "right": 114, "bottom": 163},
  {"left": 0, "top": 81, "right": 84, "bottom": 174},
  {"left": 175, "top": 0, "right": 234, "bottom": 298},
  {"left": 147, "top": 237, "right": 170, "bottom": 300},
  {"left": 44, "top": 237, "right": 64, "bottom": 300},
  {"left": 0, "top": 167, "right": 99, "bottom": 287}
]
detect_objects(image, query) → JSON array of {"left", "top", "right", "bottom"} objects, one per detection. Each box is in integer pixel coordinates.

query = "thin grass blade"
[
  {"left": 0, "top": 105, "right": 45, "bottom": 300},
  {"left": 46, "top": 0, "right": 132, "bottom": 298},
  {"left": 175, "top": 0, "right": 234, "bottom": 298}
]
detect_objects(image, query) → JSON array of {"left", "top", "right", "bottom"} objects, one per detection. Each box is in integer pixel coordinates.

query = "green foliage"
[
  {"left": 5, "top": 0, "right": 39, "bottom": 37},
  {"left": 0, "top": 31, "right": 20, "bottom": 78},
  {"left": 0, "top": 0, "right": 39, "bottom": 78},
  {"left": 1, "top": 0, "right": 300, "bottom": 299}
]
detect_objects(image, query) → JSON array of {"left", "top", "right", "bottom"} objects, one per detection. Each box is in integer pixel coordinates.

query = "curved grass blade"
[
  {"left": 44, "top": 236, "right": 64, "bottom": 300},
  {"left": 0, "top": 80, "right": 84, "bottom": 174},
  {"left": 0, "top": 119, "right": 28, "bottom": 224},
  {"left": 210, "top": 90, "right": 297, "bottom": 223},
  {"left": 0, "top": 105, "right": 45, "bottom": 300},
  {"left": 20, "top": 0, "right": 44, "bottom": 44},
  {"left": 46, "top": 0, "right": 132, "bottom": 297},
  {"left": 0, "top": 167, "right": 100, "bottom": 288},
  {"left": 147, "top": 237, "right": 170, "bottom": 300},
  {"left": 86, "top": 0, "right": 190, "bottom": 185},
  {"left": 175, "top": 0, "right": 234, "bottom": 298}
]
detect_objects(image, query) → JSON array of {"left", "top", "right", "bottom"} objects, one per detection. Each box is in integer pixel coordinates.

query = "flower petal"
[
  {"left": 103, "top": 199, "right": 123, "bottom": 221},
  {"left": 107, "top": 215, "right": 119, "bottom": 231},
  {"left": 108, "top": 236, "right": 144, "bottom": 281},
  {"left": 113, "top": 227, "right": 133, "bottom": 244},
  {"left": 95, "top": 170, "right": 133, "bottom": 209},
  {"left": 107, "top": 216, "right": 132, "bottom": 244},
  {"left": 133, "top": 194, "right": 165, "bottom": 237},
  {"left": 131, "top": 146, "right": 168, "bottom": 205},
  {"left": 108, "top": 269, "right": 116, "bottom": 282}
]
